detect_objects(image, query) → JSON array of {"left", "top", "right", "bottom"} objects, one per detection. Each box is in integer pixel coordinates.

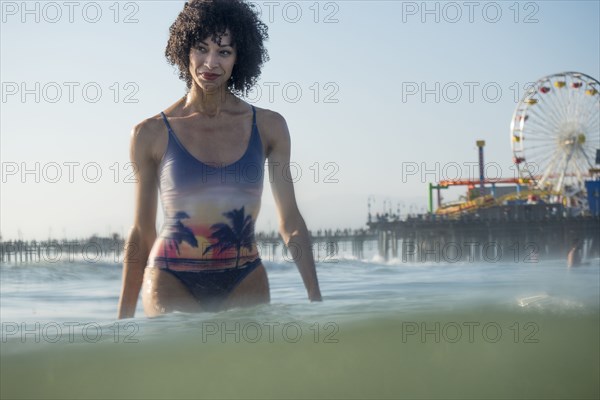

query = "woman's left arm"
[{"left": 265, "top": 111, "right": 322, "bottom": 302}]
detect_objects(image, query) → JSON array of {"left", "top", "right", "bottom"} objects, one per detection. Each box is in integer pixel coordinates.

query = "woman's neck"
[{"left": 183, "top": 85, "right": 236, "bottom": 118}]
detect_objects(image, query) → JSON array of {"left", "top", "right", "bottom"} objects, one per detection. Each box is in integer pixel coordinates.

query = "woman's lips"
[{"left": 201, "top": 73, "right": 220, "bottom": 81}]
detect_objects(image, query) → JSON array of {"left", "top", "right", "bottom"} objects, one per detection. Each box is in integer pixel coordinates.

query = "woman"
[{"left": 118, "top": 0, "right": 322, "bottom": 318}]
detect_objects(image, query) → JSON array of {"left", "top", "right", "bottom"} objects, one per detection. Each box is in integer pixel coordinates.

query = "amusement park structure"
[
  {"left": 432, "top": 71, "right": 600, "bottom": 218},
  {"left": 367, "top": 72, "right": 600, "bottom": 263},
  {"left": 366, "top": 71, "right": 599, "bottom": 262}
]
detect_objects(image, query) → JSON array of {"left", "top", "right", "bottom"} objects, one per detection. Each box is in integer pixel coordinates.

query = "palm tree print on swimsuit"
[
  {"left": 162, "top": 211, "right": 199, "bottom": 267},
  {"left": 203, "top": 206, "right": 256, "bottom": 268}
]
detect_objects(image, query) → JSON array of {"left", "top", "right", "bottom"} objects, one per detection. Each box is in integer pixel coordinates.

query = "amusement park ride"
[{"left": 433, "top": 72, "right": 600, "bottom": 217}]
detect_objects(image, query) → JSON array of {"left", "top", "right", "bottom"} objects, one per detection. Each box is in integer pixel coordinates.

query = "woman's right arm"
[{"left": 117, "top": 121, "right": 159, "bottom": 319}]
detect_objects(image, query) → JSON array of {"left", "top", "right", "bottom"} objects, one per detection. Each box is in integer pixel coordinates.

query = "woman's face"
[{"left": 188, "top": 29, "right": 237, "bottom": 92}]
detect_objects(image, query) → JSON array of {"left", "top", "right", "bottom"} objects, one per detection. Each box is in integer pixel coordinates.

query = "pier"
[
  {"left": 2, "top": 206, "right": 598, "bottom": 265},
  {"left": 0, "top": 229, "right": 376, "bottom": 265},
  {"left": 368, "top": 204, "right": 600, "bottom": 263}
]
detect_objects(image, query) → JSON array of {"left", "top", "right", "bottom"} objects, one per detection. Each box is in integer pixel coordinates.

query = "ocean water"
[{"left": 1, "top": 248, "right": 599, "bottom": 399}]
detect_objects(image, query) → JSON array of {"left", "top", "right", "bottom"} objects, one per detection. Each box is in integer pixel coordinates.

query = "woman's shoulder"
[
  {"left": 129, "top": 113, "right": 169, "bottom": 161},
  {"left": 254, "top": 105, "right": 286, "bottom": 126},
  {"left": 132, "top": 96, "right": 185, "bottom": 141},
  {"left": 131, "top": 114, "right": 168, "bottom": 143},
  {"left": 253, "top": 106, "right": 291, "bottom": 156},
  {"left": 254, "top": 106, "right": 290, "bottom": 138}
]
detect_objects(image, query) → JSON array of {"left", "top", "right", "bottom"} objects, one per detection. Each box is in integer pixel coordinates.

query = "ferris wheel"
[{"left": 511, "top": 71, "right": 599, "bottom": 199}]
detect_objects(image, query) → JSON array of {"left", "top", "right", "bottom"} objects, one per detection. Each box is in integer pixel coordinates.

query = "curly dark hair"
[{"left": 165, "top": 0, "right": 269, "bottom": 96}]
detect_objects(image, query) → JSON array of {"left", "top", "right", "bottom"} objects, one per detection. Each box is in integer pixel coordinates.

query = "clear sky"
[{"left": 1, "top": 0, "right": 599, "bottom": 240}]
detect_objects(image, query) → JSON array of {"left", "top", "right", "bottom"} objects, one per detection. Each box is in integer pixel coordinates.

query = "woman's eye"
[{"left": 193, "top": 47, "right": 231, "bottom": 56}]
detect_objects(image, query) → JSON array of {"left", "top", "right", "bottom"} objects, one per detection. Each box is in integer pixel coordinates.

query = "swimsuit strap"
[
  {"left": 160, "top": 111, "right": 174, "bottom": 133},
  {"left": 251, "top": 105, "right": 256, "bottom": 127}
]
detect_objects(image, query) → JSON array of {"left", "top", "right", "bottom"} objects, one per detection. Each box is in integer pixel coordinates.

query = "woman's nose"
[{"left": 204, "top": 51, "right": 219, "bottom": 69}]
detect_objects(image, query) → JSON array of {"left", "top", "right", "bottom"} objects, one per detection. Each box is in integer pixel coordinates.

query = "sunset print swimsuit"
[{"left": 147, "top": 105, "right": 264, "bottom": 311}]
